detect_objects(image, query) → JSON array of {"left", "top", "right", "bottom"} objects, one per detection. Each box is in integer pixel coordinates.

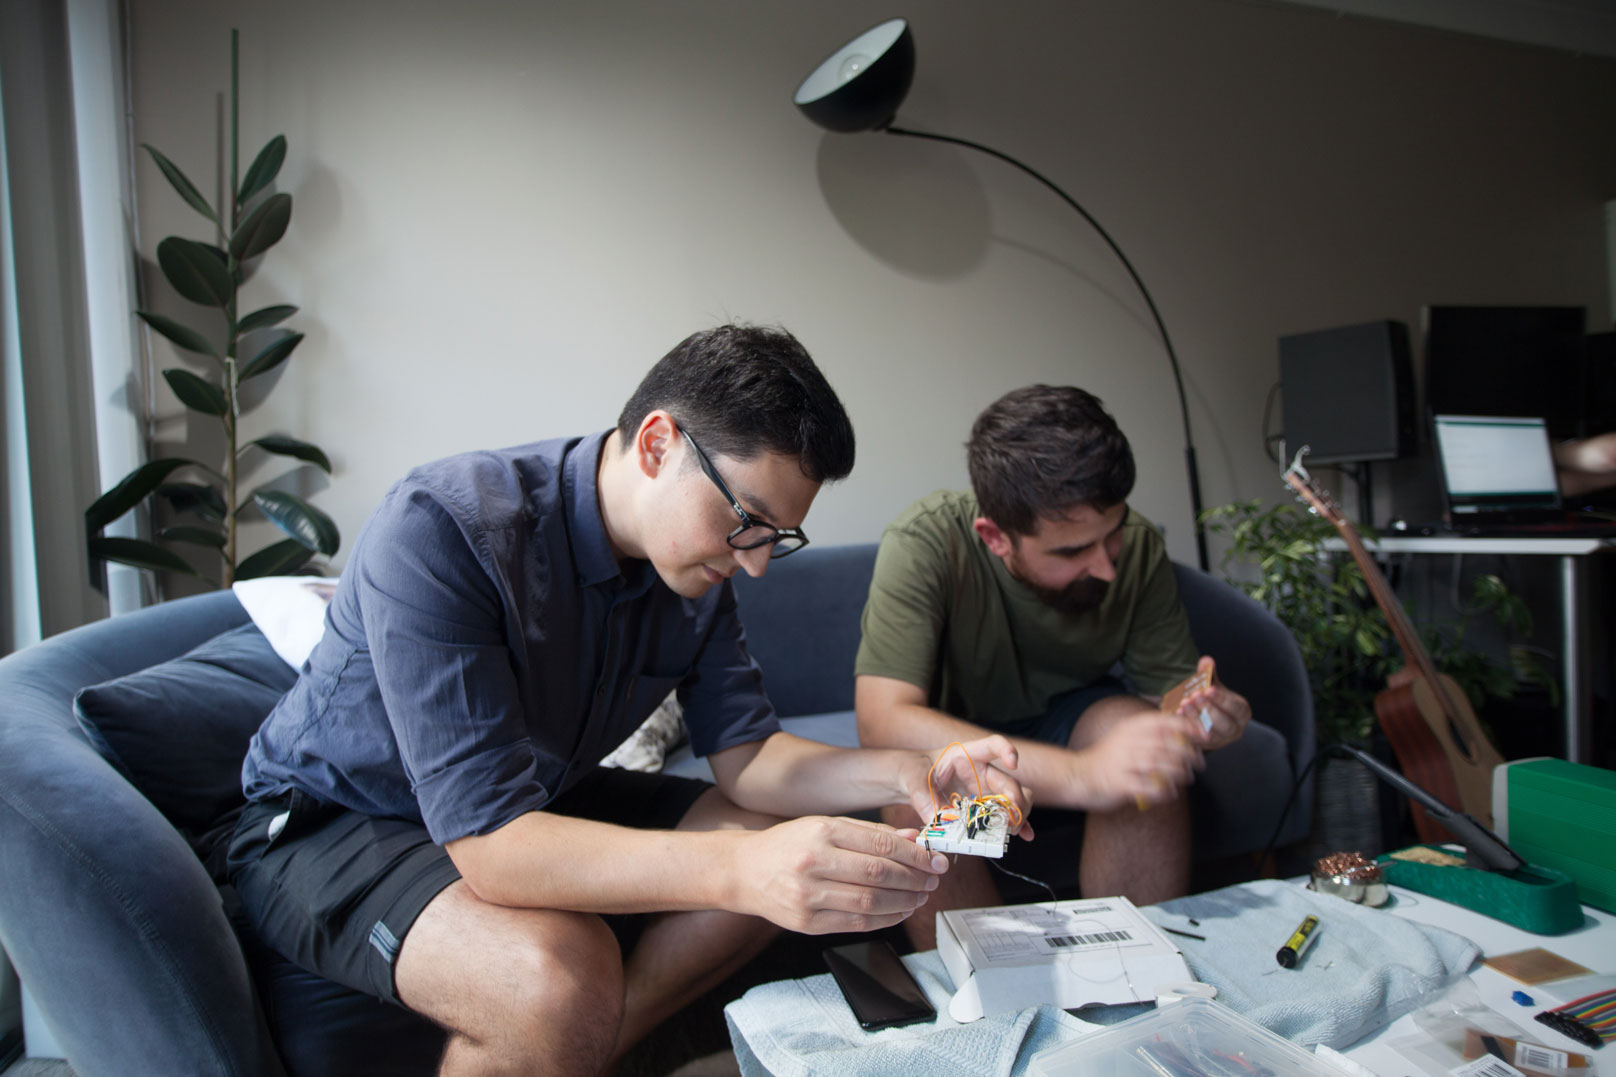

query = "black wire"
[
  {"left": 1257, "top": 744, "right": 1331, "bottom": 873},
  {"left": 989, "top": 858, "right": 1059, "bottom": 906}
]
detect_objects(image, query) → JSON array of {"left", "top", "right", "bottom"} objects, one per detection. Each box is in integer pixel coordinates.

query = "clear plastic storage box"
[{"left": 1027, "top": 997, "right": 1343, "bottom": 1077}]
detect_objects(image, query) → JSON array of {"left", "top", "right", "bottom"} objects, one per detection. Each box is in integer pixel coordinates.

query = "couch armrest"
[
  {"left": 0, "top": 592, "right": 283, "bottom": 1075},
  {"left": 1174, "top": 563, "right": 1316, "bottom": 847}
]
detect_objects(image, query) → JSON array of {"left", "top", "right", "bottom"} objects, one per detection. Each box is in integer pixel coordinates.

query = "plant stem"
[
  {"left": 230, "top": 29, "right": 239, "bottom": 234},
  {"left": 224, "top": 27, "right": 240, "bottom": 586},
  {"left": 224, "top": 357, "right": 238, "bottom": 587}
]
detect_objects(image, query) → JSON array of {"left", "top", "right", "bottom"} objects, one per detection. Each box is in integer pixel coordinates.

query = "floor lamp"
[{"left": 793, "top": 17, "right": 1209, "bottom": 571}]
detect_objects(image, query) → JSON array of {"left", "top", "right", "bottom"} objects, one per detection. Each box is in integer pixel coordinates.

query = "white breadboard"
[{"left": 920, "top": 798, "right": 1010, "bottom": 858}]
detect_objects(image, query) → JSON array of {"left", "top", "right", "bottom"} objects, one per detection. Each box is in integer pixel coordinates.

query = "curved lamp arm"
[
  {"left": 794, "top": 17, "right": 1208, "bottom": 570},
  {"left": 886, "top": 125, "right": 1208, "bottom": 571}
]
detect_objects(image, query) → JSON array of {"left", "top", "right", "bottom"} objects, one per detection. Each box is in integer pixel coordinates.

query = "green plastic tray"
[{"left": 1377, "top": 845, "right": 1583, "bottom": 935}]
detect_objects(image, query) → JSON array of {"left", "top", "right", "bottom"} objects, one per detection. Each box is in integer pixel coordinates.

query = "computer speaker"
[{"left": 1280, "top": 320, "right": 1416, "bottom": 464}]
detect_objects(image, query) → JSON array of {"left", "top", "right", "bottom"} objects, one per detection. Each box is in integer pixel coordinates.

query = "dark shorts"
[
  {"left": 226, "top": 767, "right": 712, "bottom": 1006},
  {"left": 991, "top": 677, "right": 1134, "bottom": 877},
  {"left": 995, "top": 675, "right": 1132, "bottom": 748}
]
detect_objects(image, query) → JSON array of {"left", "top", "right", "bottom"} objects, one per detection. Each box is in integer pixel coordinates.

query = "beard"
[{"left": 1014, "top": 568, "right": 1110, "bottom": 615}]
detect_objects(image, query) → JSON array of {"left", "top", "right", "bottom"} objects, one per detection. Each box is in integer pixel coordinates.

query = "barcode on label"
[
  {"left": 1045, "top": 929, "right": 1133, "bottom": 949},
  {"left": 1450, "top": 1055, "right": 1525, "bottom": 1077},
  {"left": 1514, "top": 1042, "right": 1568, "bottom": 1071}
]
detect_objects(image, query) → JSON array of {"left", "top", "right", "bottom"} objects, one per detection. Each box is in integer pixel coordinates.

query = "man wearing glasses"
[{"left": 227, "top": 324, "right": 1027, "bottom": 1075}]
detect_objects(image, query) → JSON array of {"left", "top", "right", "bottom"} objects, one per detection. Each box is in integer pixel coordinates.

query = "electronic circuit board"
[
  {"left": 920, "top": 797, "right": 1010, "bottom": 858},
  {"left": 1162, "top": 661, "right": 1215, "bottom": 732}
]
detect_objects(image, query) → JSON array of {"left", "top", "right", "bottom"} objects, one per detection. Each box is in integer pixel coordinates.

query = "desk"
[{"left": 1321, "top": 534, "right": 1613, "bottom": 763}]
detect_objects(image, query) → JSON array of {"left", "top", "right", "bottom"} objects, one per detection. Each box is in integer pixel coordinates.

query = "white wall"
[{"left": 125, "top": 0, "right": 1616, "bottom": 570}]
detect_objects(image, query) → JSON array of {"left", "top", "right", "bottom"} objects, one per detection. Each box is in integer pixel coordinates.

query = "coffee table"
[
  {"left": 1345, "top": 882, "right": 1616, "bottom": 1075},
  {"left": 725, "top": 881, "right": 1616, "bottom": 1075}
]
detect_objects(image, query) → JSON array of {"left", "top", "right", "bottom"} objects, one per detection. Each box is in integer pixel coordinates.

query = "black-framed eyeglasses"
[{"left": 681, "top": 429, "right": 809, "bottom": 559}]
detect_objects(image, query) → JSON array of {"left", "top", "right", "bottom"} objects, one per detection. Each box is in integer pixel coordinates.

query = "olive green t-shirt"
[{"left": 854, "top": 491, "right": 1198, "bottom": 727}]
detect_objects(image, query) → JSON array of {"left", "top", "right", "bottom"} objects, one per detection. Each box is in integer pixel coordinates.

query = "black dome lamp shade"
[
  {"left": 789, "top": 17, "right": 1211, "bottom": 570},
  {"left": 793, "top": 18, "right": 915, "bottom": 133}
]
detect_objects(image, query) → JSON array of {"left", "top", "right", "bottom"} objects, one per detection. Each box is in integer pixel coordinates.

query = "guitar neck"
[
  {"left": 1332, "top": 526, "right": 1445, "bottom": 690},
  {"left": 1283, "top": 470, "right": 1451, "bottom": 708}
]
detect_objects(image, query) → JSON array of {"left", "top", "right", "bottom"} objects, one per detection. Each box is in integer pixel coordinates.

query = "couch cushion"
[{"left": 73, "top": 623, "right": 295, "bottom": 836}]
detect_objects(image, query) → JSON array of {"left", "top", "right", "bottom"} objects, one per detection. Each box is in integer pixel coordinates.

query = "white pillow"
[{"left": 231, "top": 576, "right": 338, "bottom": 669}]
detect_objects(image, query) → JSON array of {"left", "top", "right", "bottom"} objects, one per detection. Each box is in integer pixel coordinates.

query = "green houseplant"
[
  {"left": 1199, "top": 498, "right": 1550, "bottom": 747},
  {"left": 86, "top": 30, "right": 337, "bottom": 588}
]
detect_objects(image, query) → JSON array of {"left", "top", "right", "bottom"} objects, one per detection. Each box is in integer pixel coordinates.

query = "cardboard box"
[{"left": 935, "top": 896, "right": 1193, "bottom": 1022}]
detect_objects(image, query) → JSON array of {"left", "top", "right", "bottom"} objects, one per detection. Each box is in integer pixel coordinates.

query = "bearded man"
[{"left": 854, "top": 384, "right": 1251, "bottom": 948}]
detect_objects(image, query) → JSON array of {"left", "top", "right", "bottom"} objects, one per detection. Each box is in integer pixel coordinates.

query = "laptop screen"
[{"left": 1432, "top": 414, "right": 1561, "bottom": 517}]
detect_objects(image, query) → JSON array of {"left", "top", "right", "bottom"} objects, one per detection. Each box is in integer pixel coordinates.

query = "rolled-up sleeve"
[{"left": 357, "top": 487, "right": 557, "bottom": 843}]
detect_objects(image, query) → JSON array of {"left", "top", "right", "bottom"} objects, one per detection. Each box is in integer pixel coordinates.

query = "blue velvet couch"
[{"left": 0, "top": 544, "right": 1312, "bottom": 1074}]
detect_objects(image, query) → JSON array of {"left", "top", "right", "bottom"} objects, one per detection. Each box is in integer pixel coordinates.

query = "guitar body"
[{"left": 1374, "top": 672, "right": 1503, "bottom": 841}]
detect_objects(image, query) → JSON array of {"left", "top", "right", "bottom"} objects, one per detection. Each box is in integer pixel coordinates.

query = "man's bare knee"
[
  {"left": 398, "top": 883, "right": 625, "bottom": 1074},
  {"left": 493, "top": 915, "right": 623, "bottom": 1064},
  {"left": 1067, "top": 695, "right": 1157, "bottom": 751}
]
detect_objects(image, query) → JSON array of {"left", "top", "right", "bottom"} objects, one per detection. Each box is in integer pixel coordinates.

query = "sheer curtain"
[{"left": 1, "top": 0, "right": 148, "bottom": 657}]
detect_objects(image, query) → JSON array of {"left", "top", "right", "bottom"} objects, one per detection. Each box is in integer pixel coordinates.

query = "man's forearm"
[
  {"left": 857, "top": 701, "right": 1095, "bottom": 811},
  {"left": 448, "top": 813, "right": 740, "bottom": 913},
  {"left": 712, "top": 732, "right": 915, "bottom": 818}
]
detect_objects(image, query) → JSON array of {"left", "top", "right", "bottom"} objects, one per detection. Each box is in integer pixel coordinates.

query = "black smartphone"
[{"left": 822, "top": 940, "right": 936, "bottom": 1031}]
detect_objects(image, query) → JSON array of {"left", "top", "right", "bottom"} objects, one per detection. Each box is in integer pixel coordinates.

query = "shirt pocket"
[{"left": 575, "top": 670, "right": 687, "bottom": 774}]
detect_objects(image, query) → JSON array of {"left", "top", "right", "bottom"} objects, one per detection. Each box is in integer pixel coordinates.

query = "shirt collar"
[{"left": 563, "top": 430, "right": 624, "bottom": 588}]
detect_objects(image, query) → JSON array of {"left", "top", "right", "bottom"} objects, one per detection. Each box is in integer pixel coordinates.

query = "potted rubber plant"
[{"left": 86, "top": 30, "right": 337, "bottom": 588}]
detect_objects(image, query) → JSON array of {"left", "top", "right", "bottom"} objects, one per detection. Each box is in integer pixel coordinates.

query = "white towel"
[
  {"left": 724, "top": 950, "right": 1099, "bottom": 1077},
  {"left": 1145, "top": 878, "right": 1480, "bottom": 1048}
]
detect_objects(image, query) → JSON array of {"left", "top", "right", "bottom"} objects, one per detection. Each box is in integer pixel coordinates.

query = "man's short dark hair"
[
  {"left": 966, "top": 385, "right": 1135, "bottom": 536},
  {"left": 616, "top": 324, "right": 855, "bottom": 483}
]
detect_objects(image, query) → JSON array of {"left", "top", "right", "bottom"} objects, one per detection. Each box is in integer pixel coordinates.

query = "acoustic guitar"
[{"left": 1282, "top": 455, "right": 1505, "bottom": 842}]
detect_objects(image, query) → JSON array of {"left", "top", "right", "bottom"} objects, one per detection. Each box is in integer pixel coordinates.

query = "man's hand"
[
  {"left": 731, "top": 816, "right": 950, "bottom": 934},
  {"left": 1073, "top": 712, "right": 1204, "bottom": 811},
  {"left": 1175, "top": 656, "right": 1251, "bottom": 751},
  {"left": 897, "top": 735, "right": 1034, "bottom": 841}
]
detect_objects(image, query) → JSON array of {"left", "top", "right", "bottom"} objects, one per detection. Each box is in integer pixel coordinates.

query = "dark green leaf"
[
  {"left": 240, "top": 331, "right": 304, "bottom": 379},
  {"left": 229, "top": 192, "right": 292, "bottom": 261},
  {"left": 237, "top": 303, "right": 298, "bottom": 333},
  {"left": 253, "top": 489, "right": 340, "bottom": 555},
  {"left": 238, "top": 134, "right": 287, "bottom": 204},
  {"left": 137, "top": 311, "right": 218, "bottom": 357},
  {"left": 158, "top": 525, "right": 227, "bottom": 548},
  {"left": 163, "top": 368, "right": 229, "bottom": 415},
  {"left": 157, "top": 237, "right": 234, "bottom": 307},
  {"left": 142, "top": 145, "right": 217, "bottom": 223},
  {"left": 236, "top": 537, "right": 315, "bottom": 579},
  {"left": 247, "top": 435, "right": 331, "bottom": 473},
  {"left": 86, "top": 457, "right": 199, "bottom": 532},
  {"left": 88, "top": 536, "right": 203, "bottom": 578},
  {"left": 157, "top": 481, "right": 227, "bottom": 522}
]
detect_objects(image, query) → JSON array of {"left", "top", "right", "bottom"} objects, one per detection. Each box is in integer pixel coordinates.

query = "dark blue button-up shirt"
[{"left": 242, "top": 432, "right": 780, "bottom": 844}]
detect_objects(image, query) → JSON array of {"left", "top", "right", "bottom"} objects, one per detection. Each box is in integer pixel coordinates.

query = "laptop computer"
[{"left": 1431, "top": 413, "right": 1616, "bottom": 536}]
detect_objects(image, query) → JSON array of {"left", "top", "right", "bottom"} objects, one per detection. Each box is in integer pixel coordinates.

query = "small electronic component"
[
  {"left": 1161, "top": 661, "right": 1215, "bottom": 733},
  {"left": 921, "top": 797, "right": 1012, "bottom": 858},
  {"left": 1534, "top": 985, "right": 1616, "bottom": 1049},
  {"left": 916, "top": 742, "right": 1023, "bottom": 859}
]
